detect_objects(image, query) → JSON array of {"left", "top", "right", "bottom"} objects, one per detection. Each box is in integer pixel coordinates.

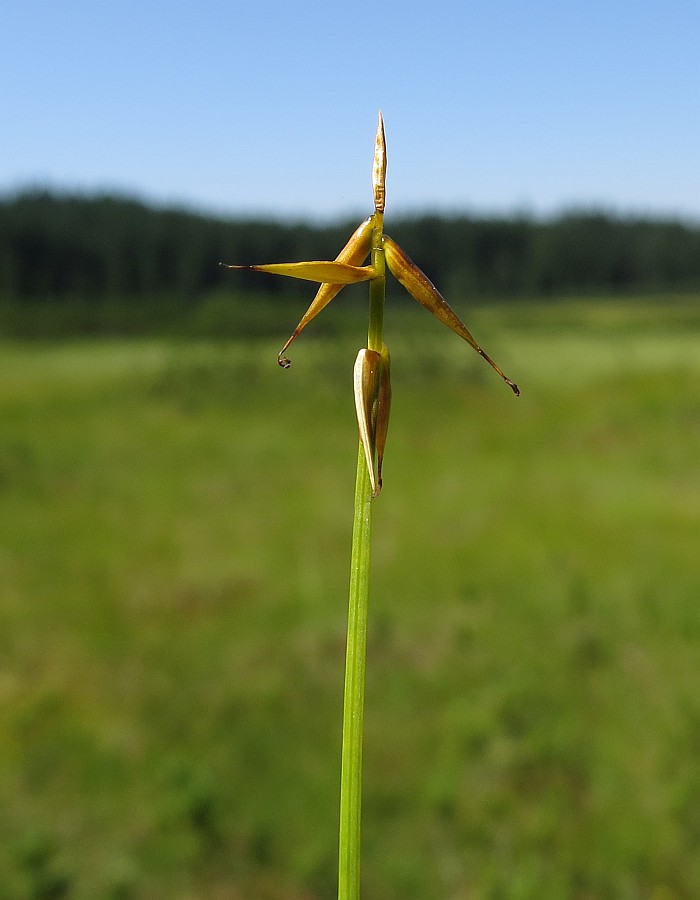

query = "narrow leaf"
[{"left": 383, "top": 236, "right": 520, "bottom": 395}]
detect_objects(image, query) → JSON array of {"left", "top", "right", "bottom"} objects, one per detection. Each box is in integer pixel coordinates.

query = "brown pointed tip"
[
  {"left": 278, "top": 355, "right": 292, "bottom": 369},
  {"left": 372, "top": 111, "right": 387, "bottom": 214},
  {"left": 506, "top": 379, "right": 520, "bottom": 396},
  {"left": 220, "top": 263, "right": 250, "bottom": 270}
]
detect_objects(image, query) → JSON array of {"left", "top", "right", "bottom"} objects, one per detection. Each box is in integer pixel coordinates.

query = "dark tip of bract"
[
  {"left": 506, "top": 379, "right": 520, "bottom": 396},
  {"left": 278, "top": 355, "right": 292, "bottom": 369}
]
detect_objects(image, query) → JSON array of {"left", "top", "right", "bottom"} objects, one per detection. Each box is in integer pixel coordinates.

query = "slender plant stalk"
[
  {"left": 338, "top": 215, "right": 385, "bottom": 900},
  {"left": 338, "top": 441, "right": 372, "bottom": 900},
  {"left": 220, "top": 112, "right": 518, "bottom": 900}
]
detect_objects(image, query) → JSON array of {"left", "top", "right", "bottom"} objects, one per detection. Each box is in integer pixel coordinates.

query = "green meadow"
[{"left": 1, "top": 297, "right": 699, "bottom": 899}]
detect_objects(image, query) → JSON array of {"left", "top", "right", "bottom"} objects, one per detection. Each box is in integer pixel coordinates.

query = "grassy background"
[{"left": 1, "top": 297, "right": 699, "bottom": 899}]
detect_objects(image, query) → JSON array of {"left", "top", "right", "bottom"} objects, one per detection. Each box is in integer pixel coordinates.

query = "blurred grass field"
[{"left": 1, "top": 296, "right": 699, "bottom": 900}]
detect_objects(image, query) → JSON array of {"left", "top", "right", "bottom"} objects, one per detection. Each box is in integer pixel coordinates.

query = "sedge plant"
[{"left": 222, "top": 113, "right": 519, "bottom": 900}]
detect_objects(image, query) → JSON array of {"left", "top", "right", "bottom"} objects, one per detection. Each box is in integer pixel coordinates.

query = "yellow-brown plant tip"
[{"left": 372, "top": 111, "right": 387, "bottom": 214}]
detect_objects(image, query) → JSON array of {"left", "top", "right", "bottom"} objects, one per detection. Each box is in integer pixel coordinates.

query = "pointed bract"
[
  {"left": 278, "top": 216, "right": 374, "bottom": 367},
  {"left": 221, "top": 260, "right": 375, "bottom": 285},
  {"left": 383, "top": 236, "right": 520, "bottom": 395}
]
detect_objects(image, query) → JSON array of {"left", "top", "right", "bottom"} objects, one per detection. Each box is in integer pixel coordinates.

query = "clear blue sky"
[{"left": 2, "top": 0, "right": 698, "bottom": 221}]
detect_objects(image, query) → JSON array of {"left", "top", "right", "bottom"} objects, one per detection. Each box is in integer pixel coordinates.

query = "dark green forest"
[{"left": 1, "top": 189, "right": 699, "bottom": 335}]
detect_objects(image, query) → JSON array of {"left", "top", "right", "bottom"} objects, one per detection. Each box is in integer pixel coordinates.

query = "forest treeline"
[{"left": 2, "top": 189, "right": 700, "bottom": 309}]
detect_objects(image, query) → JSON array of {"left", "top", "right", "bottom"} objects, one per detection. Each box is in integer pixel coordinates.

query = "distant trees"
[
  {"left": 2, "top": 190, "right": 700, "bottom": 306},
  {"left": 389, "top": 212, "right": 700, "bottom": 297},
  {"left": 0, "top": 191, "right": 298, "bottom": 302}
]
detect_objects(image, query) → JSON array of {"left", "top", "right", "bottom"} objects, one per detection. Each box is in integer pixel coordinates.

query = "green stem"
[
  {"left": 338, "top": 218, "right": 385, "bottom": 900},
  {"left": 368, "top": 214, "right": 385, "bottom": 352},
  {"left": 338, "top": 443, "right": 372, "bottom": 900}
]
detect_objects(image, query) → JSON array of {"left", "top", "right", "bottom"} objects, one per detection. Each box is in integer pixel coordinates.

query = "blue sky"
[{"left": 2, "top": 0, "right": 698, "bottom": 221}]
